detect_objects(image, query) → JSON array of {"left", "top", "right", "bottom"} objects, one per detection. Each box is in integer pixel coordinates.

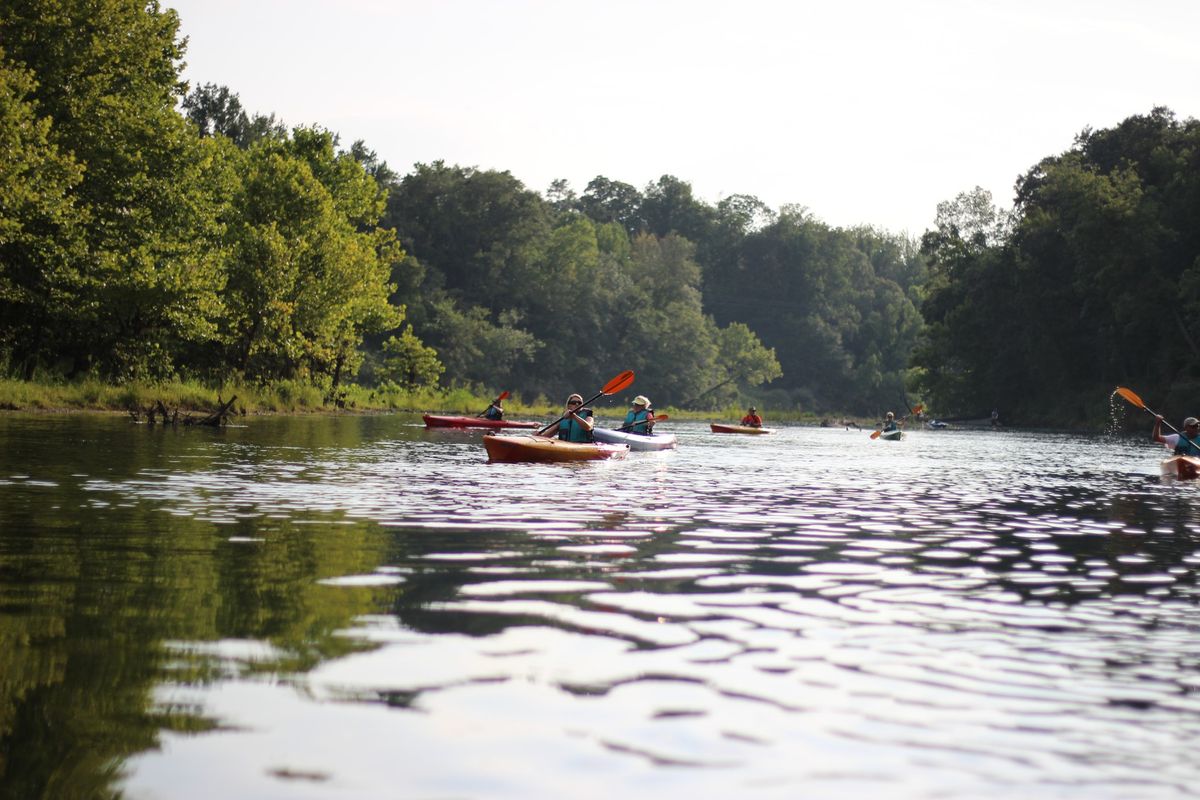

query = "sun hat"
[
  {"left": 567, "top": 393, "right": 583, "bottom": 404},
  {"left": 1185, "top": 417, "right": 1199, "bottom": 427},
  {"left": 633, "top": 395, "right": 649, "bottom": 407}
]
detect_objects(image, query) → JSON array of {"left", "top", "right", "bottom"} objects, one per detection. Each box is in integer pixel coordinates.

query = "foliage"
[
  {"left": 376, "top": 327, "right": 444, "bottom": 390},
  {"left": 914, "top": 107, "right": 1200, "bottom": 425}
]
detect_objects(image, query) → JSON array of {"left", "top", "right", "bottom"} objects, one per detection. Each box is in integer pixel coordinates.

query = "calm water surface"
[{"left": 1, "top": 413, "right": 1199, "bottom": 799}]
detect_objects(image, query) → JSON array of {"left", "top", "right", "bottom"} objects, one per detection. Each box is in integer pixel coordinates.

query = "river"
[{"left": 0, "top": 413, "right": 1197, "bottom": 799}]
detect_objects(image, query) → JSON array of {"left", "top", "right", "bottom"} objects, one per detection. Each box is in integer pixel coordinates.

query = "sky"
[{"left": 167, "top": 0, "right": 1200, "bottom": 236}]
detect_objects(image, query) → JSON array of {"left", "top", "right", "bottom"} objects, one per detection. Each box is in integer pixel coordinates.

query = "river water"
[{"left": 1, "top": 413, "right": 1198, "bottom": 799}]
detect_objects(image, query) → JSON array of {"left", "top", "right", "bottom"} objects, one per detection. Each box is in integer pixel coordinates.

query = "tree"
[
  {"left": 0, "top": 0, "right": 230, "bottom": 379},
  {"left": 221, "top": 129, "right": 403, "bottom": 385},
  {"left": 0, "top": 53, "right": 85, "bottom": 377}
]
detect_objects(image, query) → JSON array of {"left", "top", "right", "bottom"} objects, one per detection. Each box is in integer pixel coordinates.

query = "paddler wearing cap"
[
  {"left": 741, "top": 406, "right": 763, "bottom": 428},
  {"left": 554, "top": 392, "right": 596, "bottom": 442},
  {"left": 624, "top": 395, "right": 655, "bottom": 435},
  {"left": 1153, "top": 414, "right": 1200, "bottom": 456}
]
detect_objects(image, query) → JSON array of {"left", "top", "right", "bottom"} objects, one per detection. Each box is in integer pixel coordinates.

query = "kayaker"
[
  {"left": 741, "top": 407, "right": 763, "bottom": 428},
  {"left": 624, "top": 396, "right": 655, "bottom": 435},
  {"left": 882, "top": 411, "right": 900, "bottom": 433},
  {"left": 555, "top": 393, "right": 595, "bottom": 443},
  {"left": 483, "top": 397, "right": 504, "bottom": 420},
  {"left": 1153, "top": 414, "right": 1200, "bottom": 456}
]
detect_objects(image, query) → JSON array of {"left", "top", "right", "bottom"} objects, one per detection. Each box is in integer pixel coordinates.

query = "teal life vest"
[
  {"left": 1175, "top": 435, "right": 1200, "bottom": 456},
  {"left": 558, "top": 408, "right": 594, "bottom": 442},
  {"left": 484, "top": 405, "right": 503, "bottom": 420},
  {"left": 624, "top": 408, "right": 651, "bottom": 434}
]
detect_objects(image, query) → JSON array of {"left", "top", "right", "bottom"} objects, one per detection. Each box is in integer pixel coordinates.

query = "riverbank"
[{"left": 0, "top": 377, "right": 876, "bottom": 426}]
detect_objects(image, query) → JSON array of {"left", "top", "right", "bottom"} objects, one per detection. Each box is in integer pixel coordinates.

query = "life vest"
[
  {"left": 484, "top": 405, "right": 503, "bottom": 420},
  {"left": 624, "top": 408, "right": 652, "bottom": 434},
  {"left": 742, "top": 414, "right": 762, "bottom": 427},
  {"left": 558, "top": 408, "right": 594, "bottom": 442},
  {"left": 1175, "top": 435, "right": 1200, "bottom": 456},
  {"left": 883, "top": 420, "right": 898, "bottom": 432}
]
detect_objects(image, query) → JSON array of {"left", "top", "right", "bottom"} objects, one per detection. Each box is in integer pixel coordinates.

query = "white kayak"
[{"left": 591, "top": 427, "right": 678, "bottom": 452}]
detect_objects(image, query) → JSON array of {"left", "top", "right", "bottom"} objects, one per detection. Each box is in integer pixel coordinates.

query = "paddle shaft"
[
  {"left": 1115, "top": 386, "right": 1200, "bottom": 449},
  {"left": 535, "top": 371, "right": 635, "bottom": 437}
]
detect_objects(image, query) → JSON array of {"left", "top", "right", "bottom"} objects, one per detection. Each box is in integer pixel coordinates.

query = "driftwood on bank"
[{"left": 130, "top": 394, "right": 238, "bottom": 426}]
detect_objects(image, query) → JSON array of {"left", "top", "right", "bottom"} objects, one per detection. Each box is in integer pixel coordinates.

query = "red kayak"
[
  {"left": 423, "top": 414, "right": 541, "bottom": 430},
  {"left": 711, "top": 423, "right": 773, "bottom": 435},
  {"left": 483, "top": 434, "right": 629, "bottom": 463},
  {"left": 1162, "top": 455, "right": 1200, "bottom": 479}
]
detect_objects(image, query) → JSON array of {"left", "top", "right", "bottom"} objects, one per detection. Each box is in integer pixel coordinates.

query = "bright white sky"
[{"left": 167, "top": 0, "right": 1200, "bottom": 236}]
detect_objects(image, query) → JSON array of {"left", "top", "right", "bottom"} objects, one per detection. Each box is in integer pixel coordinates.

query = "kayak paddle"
[
  {"left": 536, "top": 370, "right": 636, "bottom": 437},
  {"left": 1115, "top": 386, "right": 1195, "bottom": 441},
  {"left": 615, "top": 413, "right": 668, "bottom": 433},
  {"left": 476, "top": 390, "right": 510, "bottom": 418}
]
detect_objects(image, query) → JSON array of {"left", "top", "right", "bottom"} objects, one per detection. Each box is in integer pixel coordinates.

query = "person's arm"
[
  {"left": 1153, "top": 415, "right": 1166, "bottom": 444},
  {"left": 569, "top": 409, "right": 595, "bottom": 432}
]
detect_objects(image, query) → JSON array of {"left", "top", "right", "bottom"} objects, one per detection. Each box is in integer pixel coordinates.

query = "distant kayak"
[
  {"left": 592, "top": 427, "right": 678, "bottom": 451},
  {"left": 423, "top": 414, "right": 541, "bottom": 430},
  {"left": 711, "top": 423, "right": 772, "bottom": 435},
  {"left": 1161, "top": 455, "right": 1200, "bottom": 480},
  {"left": 482, "top": 434, "right": 629, "bottom": 463},
  {"left": 926, "top": 420, "right": 948, "bottom": 430}
]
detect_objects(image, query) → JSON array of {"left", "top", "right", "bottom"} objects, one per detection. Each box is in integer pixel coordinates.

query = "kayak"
[
  {"left": 927, "top": 420, "right": 948, "bottom": 430},
  {"left": 878, "top": 429, "right": 904, "bottom": 441},
  {"left": 482, "top": 434, "right": 629, "bottom": 463},
  {"left": 1161, "top": 455, "right": 1200, "bottom": 479},
  {"left": 423, "top": 414, "right": 541, "bottom": 430},
  {"left": 710, "top": 423, "right": 772, "bottom": 435},
  {"left": 592, "top": 427, "right": 678, "bottom": 451}
]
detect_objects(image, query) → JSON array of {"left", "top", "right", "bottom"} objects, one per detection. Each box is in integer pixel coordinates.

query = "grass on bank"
[{"left": 0, "top": 377, "right": 870, "bottom": 425}]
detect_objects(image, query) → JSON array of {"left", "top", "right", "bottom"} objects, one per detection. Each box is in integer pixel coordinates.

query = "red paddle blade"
[
  {"left": 602, "top": 370, "right": 635, "bottom": 395},
  {"left": 497, "top": 391, "right": 510, "bottom": 401},
  {"left": 913, "top": 404, "right": 924, "bottom": 414},
  {"left": 1115, "top": 387, "right": 1144, "bottom": 409}
]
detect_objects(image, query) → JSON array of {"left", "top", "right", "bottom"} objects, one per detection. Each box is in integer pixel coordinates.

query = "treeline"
[
  {"left": 2, "top": 0, "right": 925, "bottom": 412},
  {"left": 915, "top": 107, "right": 1200, "bottom": 425}
]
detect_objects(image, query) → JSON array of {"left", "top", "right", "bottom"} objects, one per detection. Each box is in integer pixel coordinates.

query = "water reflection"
[{"left": 1, "top": 415, "right": 1199, "bottom": 798}]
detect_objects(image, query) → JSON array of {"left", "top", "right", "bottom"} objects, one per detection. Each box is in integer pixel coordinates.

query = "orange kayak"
[
  {"left": 1161, "top": 455, "right": 1200, "bottom": 479},
  {"left": 710, "top": 423, "right": 772, "bottom": 435},
  {"left": 483, "top": 434, "right": 629, "bottom": 463}
]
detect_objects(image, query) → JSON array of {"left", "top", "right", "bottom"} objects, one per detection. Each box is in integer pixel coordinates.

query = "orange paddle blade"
[
  {"left": 870, "top": 430, "right": 881, "bottom": 440},
  {"left": 497, "top": 390, "right": 510, "bottom": 401},
  {"left": 913, "top": 404, "right": 924, "bottom": 415},
  {"left": 602, "top": 370, "right": 635, "bottom": 395},
  {"left": 1115, "top": 387, "right": 1145, "bottom": 409}
]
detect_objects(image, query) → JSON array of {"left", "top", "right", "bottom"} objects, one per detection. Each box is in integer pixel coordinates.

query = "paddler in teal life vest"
[
  {"left": 483, "top": 397, "right": 504, "bottom": 420},
  {"left": 882, "top": 411, "right": 900, "bottom": 433},
  {"left": 1153, "top": 414, "right": 1200, "bottom": 456},
  {"left": 624, "top": 395, "right": 655, "bottom": 435},
  {"left": 556, "top": 393, "right": 595, "bottom": 442}
]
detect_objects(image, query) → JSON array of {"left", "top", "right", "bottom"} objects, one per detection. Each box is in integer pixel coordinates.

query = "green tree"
[
  {"left": 0, "top": 53, "right": 85, "bottom": 377},
  {"left": 0, "top": 0, "right": 229, "bottom": 379},
  {"left": 221, "top": 129, "right": 403, "bottom": 385}
]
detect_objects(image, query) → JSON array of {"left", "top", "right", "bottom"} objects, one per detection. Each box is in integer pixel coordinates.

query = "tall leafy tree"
[
  {"left": 0, "top": 53, "right": 84, "bottom": 377},
  {"left": 0, "top": 0, "right": 228, "bottom": 379},
  {"left": 221, "top": 129, "right": 402, "bottom": 386}
]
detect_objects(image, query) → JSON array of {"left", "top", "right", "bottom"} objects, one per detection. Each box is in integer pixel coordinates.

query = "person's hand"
[{"left": 1156, "top": 414, "right": 1164, "bottom": 422}]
